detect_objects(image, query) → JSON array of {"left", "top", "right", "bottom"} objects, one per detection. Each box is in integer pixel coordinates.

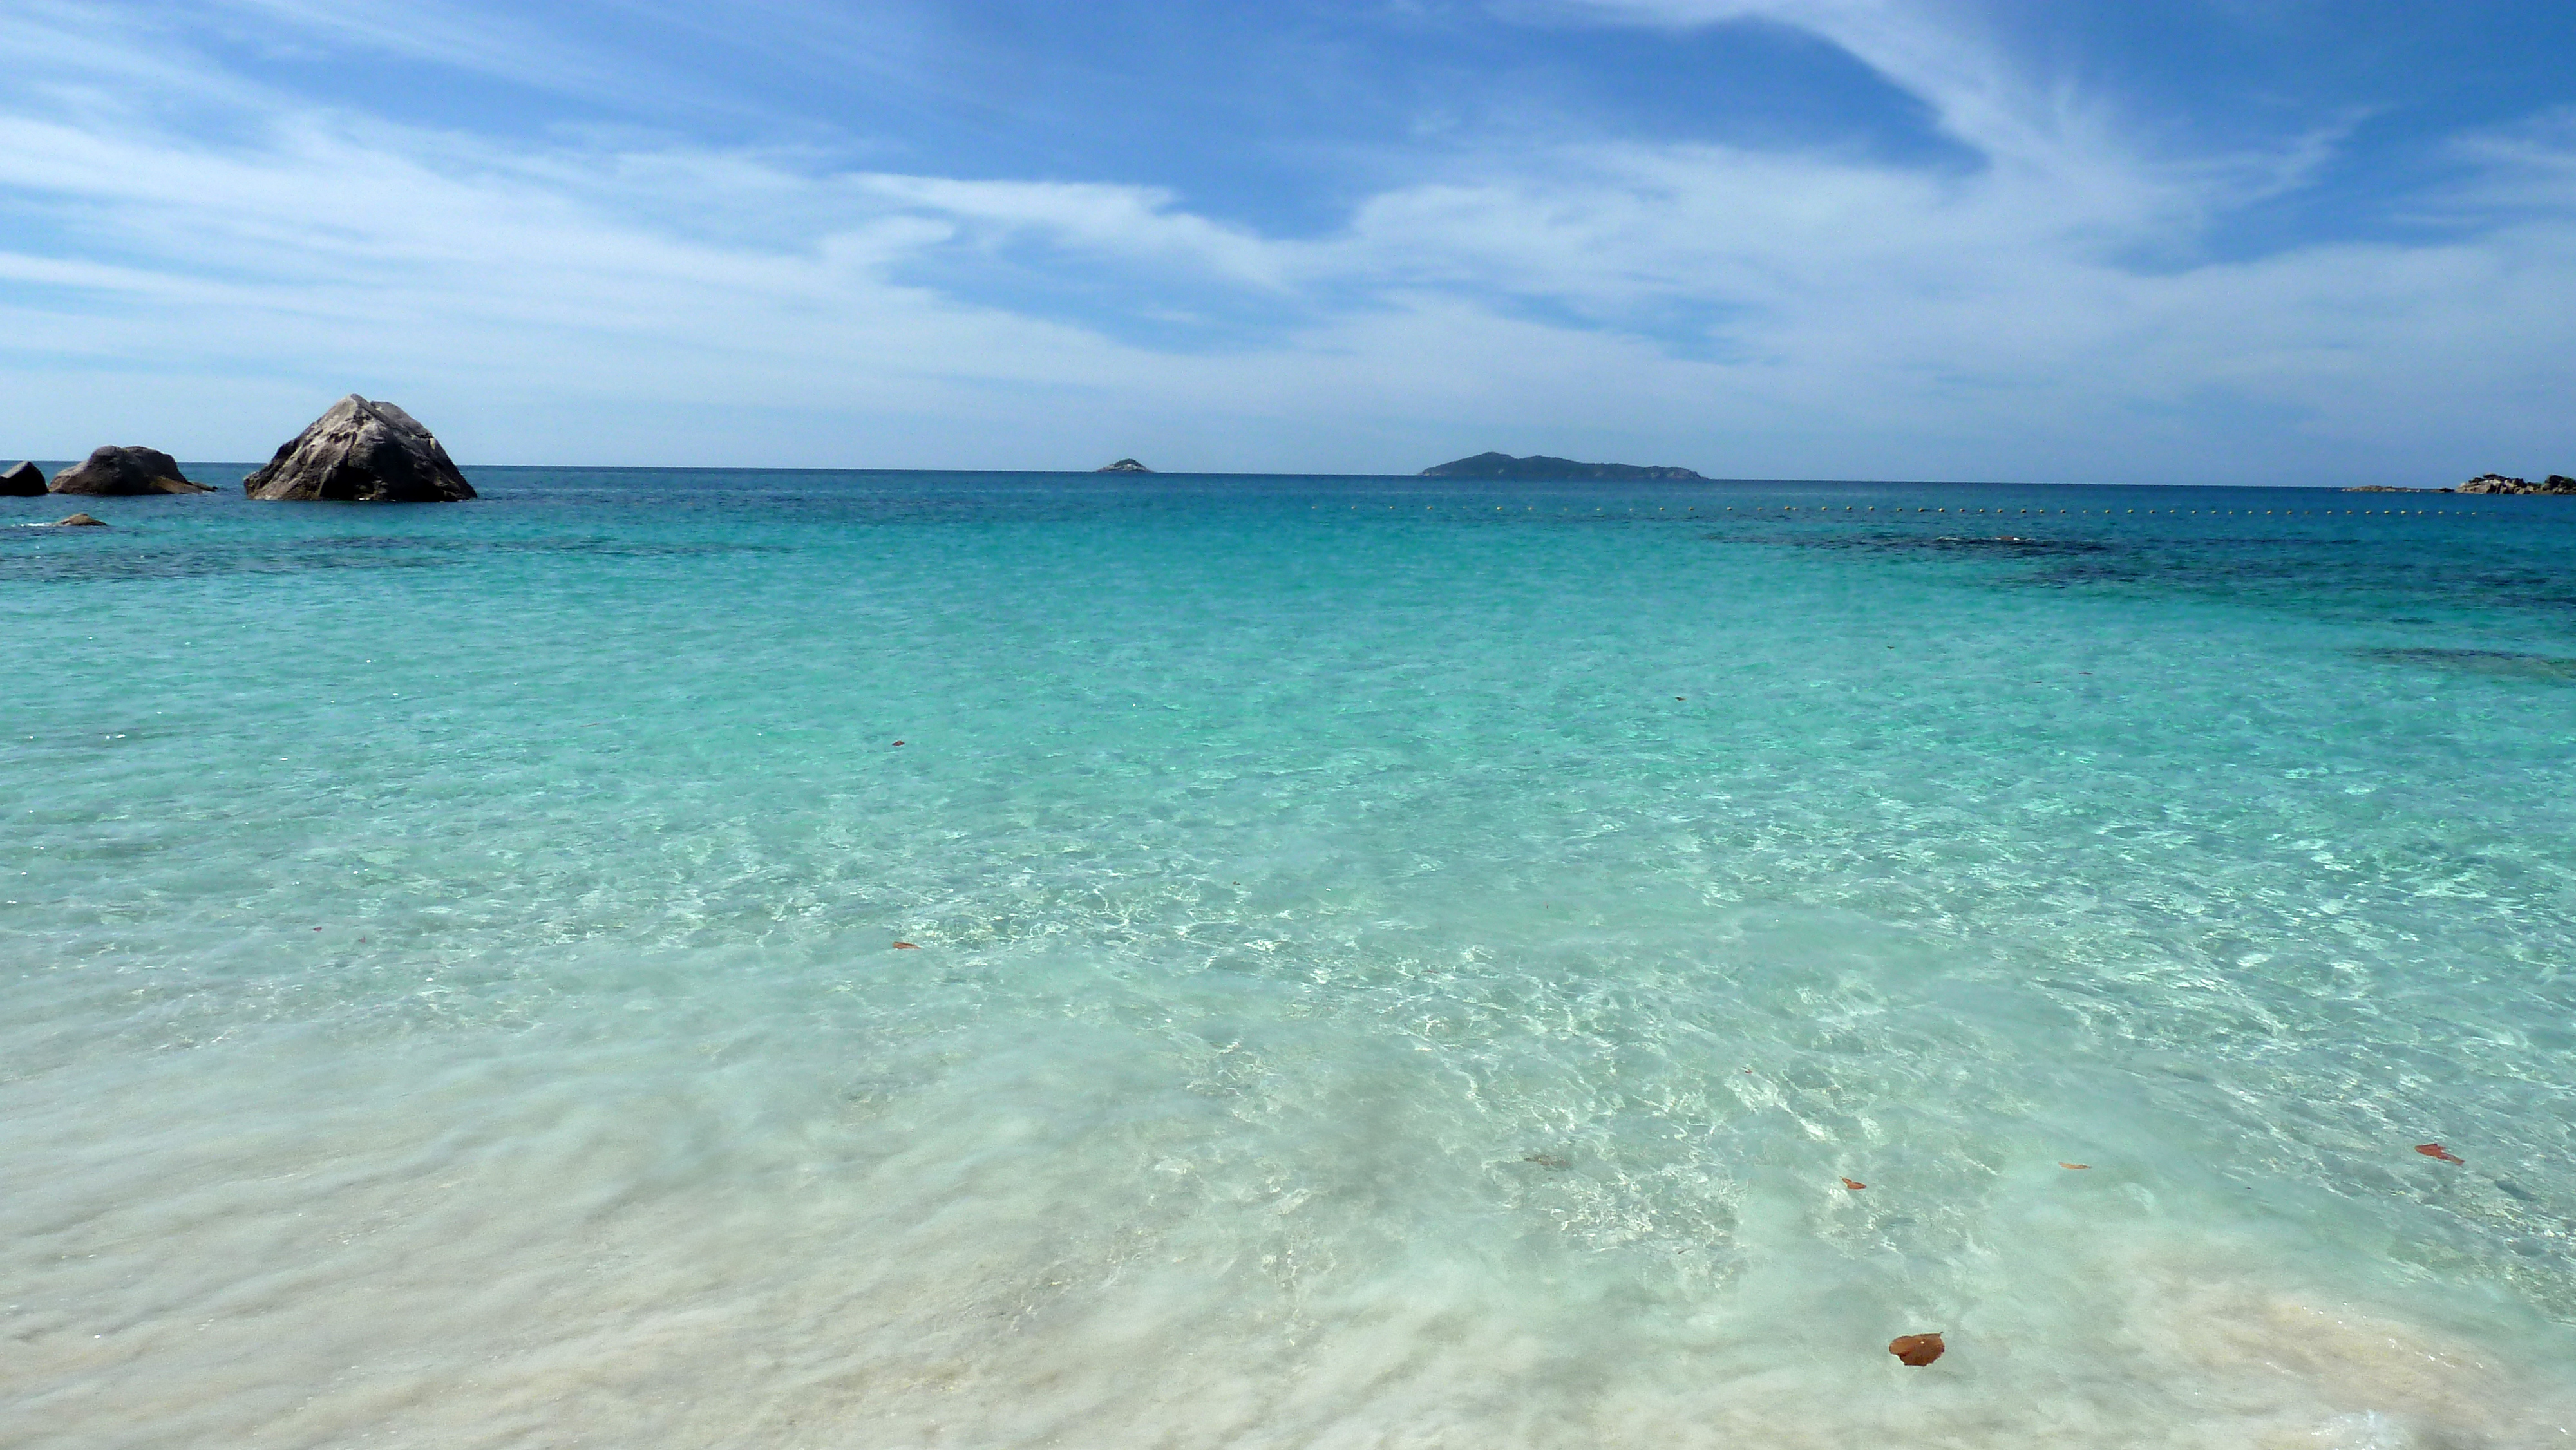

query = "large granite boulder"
[
  {"left": 2457, "top": 473, "right": 2576, "bottom": 495},
  {"left": 2, "top": 461, "right": 44, "bottom": 495},
  {"left": 243, "top": 395, "right": 475, "bottom": 502},
  {"left": 50, "top": 447, "right": 211, "bottom": 495}
]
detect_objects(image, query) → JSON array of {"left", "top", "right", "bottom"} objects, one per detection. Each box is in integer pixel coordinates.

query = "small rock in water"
[
  {"left": 243, "top": 395, "right": 476, "bottom": 502},
  {"left": 1888, "top": 1333, "right": 1946, "bottom": 1366},
  {"left": 1, "top": 461, "right": 44, "bottom": 496},
  {"left": 49, "top": 447, "right": 211, "bottom": 495},
  {"left": 50, "top": 512, "right": 108, "bottom": 527}
]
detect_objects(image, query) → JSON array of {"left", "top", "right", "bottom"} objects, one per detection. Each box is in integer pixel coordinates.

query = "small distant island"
[
  {"left": 1097, "top": 458, "right": 1151, "bottom": 473},
  {"left": 1421, "top": 451, "right": 1703, "bottom": 481}
]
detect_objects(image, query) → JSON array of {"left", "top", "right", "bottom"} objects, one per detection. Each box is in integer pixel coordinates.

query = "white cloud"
[
  {"left": 1563, "top": 0, "right": 2094, "bottom": 167},
  {"left": 851, "top": 175, "right": 1292, "bottom": 288}
]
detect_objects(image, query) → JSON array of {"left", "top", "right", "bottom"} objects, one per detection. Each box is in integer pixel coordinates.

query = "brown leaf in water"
[
  {"left": 1840, "top": 1178, "right": 1866, "bottom": 1191},
  {"left": 2059, "top": 1162, "right": 2090, "bottom": 1170},
  {"left": 1889, "top": 1333, "right": 1945, "bottom": 1366},
  {"left": 893, "top": 941, "right": 920, "bottom": 950},
  {"left": 2416, "top": 1142, "right": 2463, "bottom": 1164}
]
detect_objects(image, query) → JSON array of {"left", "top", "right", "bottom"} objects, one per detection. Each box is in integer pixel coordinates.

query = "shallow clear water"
[{"left": 5, "top": 472, "right": 2574, "bottom": 1447}]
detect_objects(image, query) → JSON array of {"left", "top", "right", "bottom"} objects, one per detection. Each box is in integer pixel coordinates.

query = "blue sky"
[{"left": 3, "top": 1, "right": 2573, "bottom": 482}]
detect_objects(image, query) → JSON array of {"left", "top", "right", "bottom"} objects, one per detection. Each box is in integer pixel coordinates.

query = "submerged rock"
[
  {"left": 1889, "top": 1333, "right": 1946, "bottom": 1367},
  {"left": 1097, "top": 458, "right": 1151, "bottom": 473},
  {"left": 49, "top": 446, "right": 211, "bottom": 495},
  {"left": 50, "top": 512, "right": 107, "bottom": 527},
  {"left": 243, "top": 395, "right": 476, "bottom": 502},
  {"left": 1, "top": 461, "right": 43, "bottom": 496}
]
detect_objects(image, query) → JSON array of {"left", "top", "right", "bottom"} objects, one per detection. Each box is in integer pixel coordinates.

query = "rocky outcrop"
[
  {"left": 1422, "top": 452, "right": 1704, "bottom": 480},
  {"left": 50, "top": 513, "right": 107, "bottom": 527},
  {"left": 1, "top": 461, "right": 43, "bottom": 496},
  {"left": 243, "top": 395, "right": 476, "bottom": 502},
  {"left": 1097, "top": 458, "right": 1151, "bottom": 473},
  {"left": 2456, "top": 473, "right": 2576, "bottom": 495},
  {"left": 49, "top": 447, "right": 211, "bottom": 495}
]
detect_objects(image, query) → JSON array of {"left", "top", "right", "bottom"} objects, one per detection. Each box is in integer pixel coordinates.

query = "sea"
[{"left": 5, "top": 469, "right": 2574, "bottom": 1448}]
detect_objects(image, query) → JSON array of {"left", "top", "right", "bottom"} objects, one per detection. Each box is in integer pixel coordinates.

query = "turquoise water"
[{"left": 5, "top": 471, "right": 2575, "bottom": 1447}]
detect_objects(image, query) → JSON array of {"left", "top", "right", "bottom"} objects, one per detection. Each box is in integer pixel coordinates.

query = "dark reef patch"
[
  {"left": 0, "top": 533, "right": 795, "bottom": 585},
  {"left": 1786, "top": 530, "right": 2117, "bottom": 561},
  {"left": 2355, "top": 648, "right": 2576, "bottom": 681}
]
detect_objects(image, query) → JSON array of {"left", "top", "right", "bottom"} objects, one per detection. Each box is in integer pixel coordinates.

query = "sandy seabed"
[{"left": 9, "top": 1019, "right": 2570, "bottom": 1450}]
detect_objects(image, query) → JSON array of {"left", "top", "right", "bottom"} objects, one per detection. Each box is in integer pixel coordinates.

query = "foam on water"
[{"left": 5, "top": 474, "right": 2575, "bottom": 1446}]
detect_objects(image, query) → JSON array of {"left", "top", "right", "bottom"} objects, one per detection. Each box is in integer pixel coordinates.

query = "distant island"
[
  {"left": 1421, "top": 452, "right": 1703, "bottom": 481},
  {"left": 1097, "top": 458, "right": 1151, "bottom": 473}
]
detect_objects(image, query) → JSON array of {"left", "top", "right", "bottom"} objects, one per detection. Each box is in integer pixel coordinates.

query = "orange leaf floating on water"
[
  {"left": 893, "top": 941, "right": 920, "bottom": 950},
  {"left": 1840, "top": 1178, "right": 1866, "bottom": 1191},
  {"left": 2416, "top": 1142, "right": 2463, "bottom": 1164},
  {"left": 2059, "top": 1162, "right": 2090, "bottom": 1170},
  {"left": 1889, "top": 1333, "right": 1945, "bottom": 1366}
]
